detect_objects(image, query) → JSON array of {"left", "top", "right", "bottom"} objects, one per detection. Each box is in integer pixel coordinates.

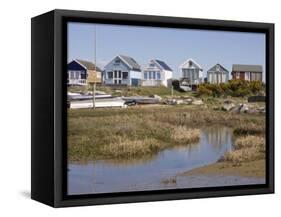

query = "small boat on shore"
[
  {"left": 70, "top": 98, "right": 127, "bottom": 109},
  {"left": 122, "top": 96, "right": 161, "bottom": 105},
  {"left": 68, "top": 92, "right": 113, "bottom": 101}
]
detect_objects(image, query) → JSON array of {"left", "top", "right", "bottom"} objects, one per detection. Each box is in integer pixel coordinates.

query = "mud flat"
[{"left": 180, "top": 159, "right": 265, "bottom": 178}]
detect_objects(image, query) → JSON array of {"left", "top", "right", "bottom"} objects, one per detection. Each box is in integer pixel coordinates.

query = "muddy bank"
[
  {"left": 161, "top": 174, "right": 265, "bottom": 189},
  {"left": 180, "top": 159, "right": 265, "bottom": 178}
]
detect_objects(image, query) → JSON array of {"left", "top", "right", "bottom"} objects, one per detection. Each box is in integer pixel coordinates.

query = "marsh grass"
[
  {"left": 171, "top": 127, "right": 200, "bottom": 144},
  {"left": 233, "top": 122, "right": 265, "bottom": 135},
  {"left": 235, "top": 135, "right": 265, "bottom": 151},
  {"left": 221, "top": 135, "right": 265, "bottom": 163},
  {"left": 68, "top": 106, "right": 265, "bottom": 161},
  {"left": 101, "top": 138, "right": 161, "bottom": 158}
]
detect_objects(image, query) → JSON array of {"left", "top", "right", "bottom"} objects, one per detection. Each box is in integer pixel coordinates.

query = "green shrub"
[
  {"left": 197, "top": 79, "right": 264, "bottom": 97},
  {"left": 228, "top": 79, "right": 248, "bottom": 91},
  {"left": 249, "top": 80, "right": 263, "bottom": 94},
  {"left": 232, "top": 87, "right": 250, "bottom": 97},
  {"left": 197, "top": 84, "right": 212, "bottom": 96}
]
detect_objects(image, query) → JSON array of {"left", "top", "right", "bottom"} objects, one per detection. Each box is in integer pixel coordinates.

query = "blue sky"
[{"left": 67, "top": 22, "right": 266, "bottom": 81}]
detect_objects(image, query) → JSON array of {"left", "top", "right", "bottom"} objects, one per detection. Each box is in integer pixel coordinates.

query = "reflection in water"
[
  {"left": 68, "top": 126, "right": 242, "bottom": 195},
  {"left": 203, "top": 126, "right": 234, "bottom": 151}
]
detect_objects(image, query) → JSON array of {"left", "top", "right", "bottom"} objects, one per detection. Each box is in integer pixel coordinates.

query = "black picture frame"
[{"left": 31, "top": 9, "right": 274, "bottom": 207}]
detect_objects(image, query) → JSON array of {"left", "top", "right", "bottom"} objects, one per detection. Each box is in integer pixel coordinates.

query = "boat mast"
[{"left": 92, "top": 25, "right": 97, "bottom": 109}]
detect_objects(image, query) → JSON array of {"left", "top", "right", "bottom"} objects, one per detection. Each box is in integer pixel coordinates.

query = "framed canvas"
[{"left": 31, "top": 9, "right": 274, "bottom": 207}]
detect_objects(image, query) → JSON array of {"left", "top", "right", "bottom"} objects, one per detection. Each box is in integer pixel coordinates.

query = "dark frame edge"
[
  {"left": 31, "top": 10, "right": 56, "bottom": 207},
  {"left": 56, "top": 187, "right": 273, "bottom": 207},
  {"left": 267, "top": 23, "right": 275, "bottom": 194},
  {"left": 53, "top": 9, "right": 275, "bottom": 28}
]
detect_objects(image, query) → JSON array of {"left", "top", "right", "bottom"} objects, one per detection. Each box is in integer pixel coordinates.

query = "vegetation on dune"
[{"left": 197, "top": 79, "right": 264, "bottom": 97}]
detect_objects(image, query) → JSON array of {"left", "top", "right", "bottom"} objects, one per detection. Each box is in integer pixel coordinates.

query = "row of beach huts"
[{"left": 67, "top": 55, "right": 263, "bottom": 89}]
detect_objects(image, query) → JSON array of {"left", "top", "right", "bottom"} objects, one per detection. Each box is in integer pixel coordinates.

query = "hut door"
[{"left": 113, "top": 70, "right": 122, "bottom": 84}]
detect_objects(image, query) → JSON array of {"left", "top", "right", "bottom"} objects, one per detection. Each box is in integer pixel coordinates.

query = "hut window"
[
  {"left": 69, "top": 71, "right": 73, "bottom": 79},
  {"left": 75, "top": 71, "right": 80, "bottom": 79},
  {"left": 153, "top": 71, "right": 156, "bottom": 79},
  {"left": 144, "top": 72, "right": 148, "bottom": 79},
  {"left": 149, "top": 71, "right": 152, "bottom": 79},
  {"left": 123, "top": 72, "right": 128, "bottom": 79},
  {"left": 114, "top": 71, "right": 118, "bottom": 78},
  {"left": 108, "top": 71, "right": 113, "bottom": 79},
  {"left": 157, "top": 72, "right": 161, "bottom": 80},
  {"left": 81, "top": 72, "right": 86, "bottom": 79}
]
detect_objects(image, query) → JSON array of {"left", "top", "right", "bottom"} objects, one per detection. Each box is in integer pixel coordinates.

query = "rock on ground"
[
  {"left": 222, "top": 101, "right": 236, "bottom": 111},
  {"left": 192, "top": 99, "right": 204, "bottom": 105}
]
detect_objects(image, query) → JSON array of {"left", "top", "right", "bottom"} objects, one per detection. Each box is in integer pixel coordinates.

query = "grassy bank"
[
  {"left": 68, "top": 106, "right": 265, "bottom": 162},
  {"left": 98, "top": 128, "right": 199, "bottom": 159},
  {"left": 221, "top": 135, "right": 265, "bottom": 164},
  {"left": 233, "top": 123, "right": 265, "bottom": 136}
]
